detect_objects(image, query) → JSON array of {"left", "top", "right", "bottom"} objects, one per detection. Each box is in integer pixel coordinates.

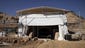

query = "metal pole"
[
  {"left": 4, "top": 12, "right": 6, "bottom": 37},
  {"left": 33, "top": 26, "right": 34, "bottom": 38},
  {"left": 78, "top": 11, "right": 81, "bottom": 33},
  {"left": 37, "top": 26, "right": 38, "bottom": 38},
  {"left": 2, "top": 13, "right": 4, "bottom": 37}
]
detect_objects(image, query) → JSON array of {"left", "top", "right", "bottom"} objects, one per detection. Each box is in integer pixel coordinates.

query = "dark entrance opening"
[
  {"left": 27, "top": 26, "right": 59, "bottom": 39},
  {"left": 38, "top": 28, "right": 52, "bottom": 39}
]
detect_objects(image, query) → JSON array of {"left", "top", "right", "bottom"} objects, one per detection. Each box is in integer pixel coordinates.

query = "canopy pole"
[
  {"left": 58, "top": 25, "right": 65, "bottom": 40},
  {"left": 37, "top": 26, "right": 38, "bottom": 38}
]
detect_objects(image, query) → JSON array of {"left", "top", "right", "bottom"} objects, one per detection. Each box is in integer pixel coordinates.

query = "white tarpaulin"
[{"left": 19, "top": 14, "right": 66, "bottom": 26}]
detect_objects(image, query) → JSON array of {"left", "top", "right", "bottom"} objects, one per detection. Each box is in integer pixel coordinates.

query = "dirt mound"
[
  {"left": 38, "top": 40, "right": 57, "bottom": 48},
  {"left": 38, "top": 40, "right": 85, "bottom": 48},
  {"left": 0, "top": 40, "right": 44, "bottom": 48},
  {"left": 0, "top": 39, "right": 85, "bottom": 48}
]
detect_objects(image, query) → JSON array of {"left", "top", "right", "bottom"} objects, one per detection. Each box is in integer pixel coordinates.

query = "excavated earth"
[{"left": 0, "top": 39, "right": 85, "bottom": 48}]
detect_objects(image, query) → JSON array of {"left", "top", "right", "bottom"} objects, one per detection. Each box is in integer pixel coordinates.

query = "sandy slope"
[
  {"left": 0, "top": 40, "right": 85, "bottom": 48},
  {"left": 38, "top": 40, "right": 85, "bottom": 48}
]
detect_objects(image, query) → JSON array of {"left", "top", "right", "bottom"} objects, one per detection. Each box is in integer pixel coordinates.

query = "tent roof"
[
  {"left": 17, "top": 6, "right": 70, "bottom": 15},
  {"left": 20, "top": 14, "right": 65, "bottom": 26}
]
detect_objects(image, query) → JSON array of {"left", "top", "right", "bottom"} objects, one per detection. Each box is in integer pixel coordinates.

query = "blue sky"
[{"left": 0, "top": 0, "right": 85, "bottom": 17}]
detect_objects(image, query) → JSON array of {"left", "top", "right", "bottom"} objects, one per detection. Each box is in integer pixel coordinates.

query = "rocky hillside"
[
  {"left": 0, "top": 12, "right": 18, "bottom": 33},
  {"left": 66, "top": 11, "right": 85, "bottom": 33}
]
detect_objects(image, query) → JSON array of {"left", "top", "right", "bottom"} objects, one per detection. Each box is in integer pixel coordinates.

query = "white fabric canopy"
[{"left": 19, "top": 14, "right": 66, "bottom": 26}]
